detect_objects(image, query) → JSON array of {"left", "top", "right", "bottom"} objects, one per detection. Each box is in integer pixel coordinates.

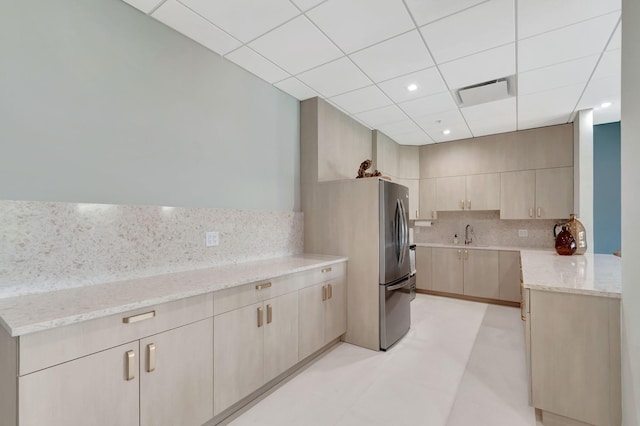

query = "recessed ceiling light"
[
  {"left": 601, "top": 102, "right": 612, "bottom": 108},
  {"left": 443, "top": 129, "right": 451, "bottom": 135},
  {"left": 407, "top": 84, "right": 418, "bottom": 92}
]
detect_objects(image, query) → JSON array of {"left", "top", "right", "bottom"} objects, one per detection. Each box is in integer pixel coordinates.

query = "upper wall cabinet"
[
  {"left": 419, "top": 124, "right": 573, "bottom": 178},
  {"left": 373, "top": 131, "right": 419, "bottom": 180},
  {"left": 436, "top": 173, "right": 500, "bottom": 211}
]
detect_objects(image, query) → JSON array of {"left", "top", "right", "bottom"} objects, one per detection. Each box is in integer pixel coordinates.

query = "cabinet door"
[
  {"left": 500, "top": 170, "right": 536, "bottom": 219},
  {"left": 324, "top": 276, "right": 347, "bottom": 344},
  {"left": 415, "top": 247, "right": 432, "bottom": 290},
  {"left": 463, "top": 250, "right": 499, "bottom": 299},
  {"left": 466, "top": 173, "right": 500, "bottom": 211},
  {"left": 298, "top": 283, "right": 325, "bottom": 360},
  {"left": 431, "top": 248, "right": 463, "bottom": 294},
  {"left": 264, "top": 292, "right": 299, "bottom": 383},
  {"left": 418, "top": 178, "right": 437, "bottom": 219},
  {"left": 499, "top": 251, "right": 521, "bottom": 302},
  {"left": 436, "top": 176, "right": 466, "bottom": 211},
  {"left": 535, "top": 167, "right": 573, "bottom": 219},
  {"left": 214, "top": 302, "right": 264, "bottom": 416},
  {"left": 19, "top": 342, "right": 139, "bottom": 426},
  {"left": 403, "top": 179, "right": 420, "bottom": 220},
  {"left": 140, "top": 318, "right": 214, "bottom": 426}
]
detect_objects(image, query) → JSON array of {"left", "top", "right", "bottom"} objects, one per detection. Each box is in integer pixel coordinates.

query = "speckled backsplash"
[
  {"left": 0, "top": 201, "right": 303, "bottom": 298},
  {"left": 413, "top": 211, "right": 558, "bottom": 249}
]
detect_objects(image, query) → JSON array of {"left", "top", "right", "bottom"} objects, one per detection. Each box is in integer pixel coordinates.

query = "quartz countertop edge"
[
  {"left": 519, "top": 250, "right": 621, "bottom": 299},
  {"left": 414, "top": 243, "right": 554, "bottom": 252},
  {"left": 0, "top": 254, "right": 347, "bottom": 337}
]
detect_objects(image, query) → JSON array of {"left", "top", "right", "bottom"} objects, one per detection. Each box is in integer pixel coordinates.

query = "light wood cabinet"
[
  {"left": 431, "top": 248, "right": 464, "bottom": 294},
  {"left": 436, "top": 176, "right": 466, "bottom": 211},
  {"left": 415, "top": 247, "right": 432, "bottom": 290},
  {"left": 436, "top": 174, "right": 500, "bottom": 212},
  {"left": 264, "top": 291, "right": 299, "bottom": 383},
  {"left": 324, "top": 276, "right": 347, "bottom": 345},
  {"left": 529, "top": 290, "right": 621, "bottom": 426},
  {"left": 500, "top": 167, "right": 573, "bottom": 219},
  {"left": 499, "top": 251, "right": 521, "bottom": 303},
  {"left": 418, "top": 178, "right": 437, "bottom": 219},
  {"left": 463, "top": 249, "right": 499, "bottom": 299},
  {"left": 18, "top": 342, "right": 140, "bottom": 426}
]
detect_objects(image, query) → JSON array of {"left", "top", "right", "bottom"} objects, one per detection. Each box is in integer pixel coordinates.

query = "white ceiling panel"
[
  {"left": 297, "top": 57, "right": 371, "bottom": 97},
  {"left": 592, "top": 49, "right": 621, "bottom": 81},
  {"left": 577, "top": 77, "right": 620, "bottom": 111},
  {"left": 593, "top": 105, "right": 621, "bottom": 125},
  {"left": 420, "top": 0, "right": 515, "bottom": 64},
  {"left": 355, "top": 105, "right": 408, "bottom": 127},
  {"left": 517, "top": 0, "right": 621, "bottom": 40},
  {"left": 390, "top": 130, "right": 434, "bottom": 146},
  {"left": 152, "top": 1, "right": 242, "bottom": 55},
  {"left": 179, "top": 0, "right": 299, "bottom": 43},
  {"left": 274, "top": 77, "right": 319, "bottom": 100},
  {"left": 399, "top": 92, "right": 458, "bottom": 118},
  {"left": 518, "top": 12, "right": 620, "bottom": 72},
  {"left": 378, "top": 68, "right": 447, "bottom": 103},
  {"left": 607, "top": 24, "right": 621, "bottom": 50},
  {"left": 518, "top": 84, "right": 584, "bottom": 129},
  {"left": 461, "top": 98, "right": 516, "bottom": 136},
  {"left": 518, "top": 55, "right": 599, "bottom": 96},
  {"left": 414, "top": 108, "right": 468, "bottom": 133},
  {"left": 377, "top": 119, "right": 422, "bottom": 137},
  {"left": 249, "top": 16, "right": 342, "bottom": 74},
  {"left": 349, "top": 31, "right": 434, "bottom": 83},
  {"left": 426, "top": 125, "right": 473, "bottom": 143},
  {"left": 404, "top": 0, "right": 487, "bottom": 27},
  {"left": 225, "top": 47, "right": 290, "bottom": 83},
  {"left": 439, "top": 43, "right": 515, "bottom": 90},
  {"left": 306, "top": 0, "right": 414, "bottom": 53},
  {"left": 290, "top": 0, "right": 326, "bottom": 11},
  {"left": 329, "top": 85, "right": 392, "bottom": 114},
  {"left": 122, "top": 0, "right": 163, "bottom": 13}
]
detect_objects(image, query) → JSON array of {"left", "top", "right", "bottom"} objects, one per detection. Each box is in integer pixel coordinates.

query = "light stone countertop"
[
  {"left": 520, "top": 250, "right": 621, "bottom": 298},
  {"left": 0, "top": 254, "right": 347, "bottom": 337},
  {"left": 414, "top": 242, "right": 553, "bottom": 252}
]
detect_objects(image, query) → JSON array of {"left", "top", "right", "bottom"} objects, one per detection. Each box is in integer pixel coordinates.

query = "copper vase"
[{"left": 555, "top": 226, "right": 577, "bottom": 256}]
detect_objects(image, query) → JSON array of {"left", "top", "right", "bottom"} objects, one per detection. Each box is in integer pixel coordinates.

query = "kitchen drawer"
[
  {"left": 19, "top": 293, "right": 213, "bottom": 376},
  {"left": 213, "top": 279, "right": 273, "bottom": 315},
  {"left": 297, "top": 262, "right": 346, "bottom": 290}
]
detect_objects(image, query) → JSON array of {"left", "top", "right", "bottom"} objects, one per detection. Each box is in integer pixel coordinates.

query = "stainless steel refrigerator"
[{"left": 378, "top": 180, "right": 411, "bottom": 350}]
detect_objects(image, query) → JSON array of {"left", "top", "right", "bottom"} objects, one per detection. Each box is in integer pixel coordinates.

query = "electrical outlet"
[
  {"left": 205, "top": 231, "right": 219, "bottom": 247},
  {"left": 518, "top": 229, "right": 528, "bottom": 238}
]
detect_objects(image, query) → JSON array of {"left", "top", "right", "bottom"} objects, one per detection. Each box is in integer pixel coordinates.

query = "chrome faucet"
[{"left": 465, "top": 224, "right": 474, "bottom": 245}]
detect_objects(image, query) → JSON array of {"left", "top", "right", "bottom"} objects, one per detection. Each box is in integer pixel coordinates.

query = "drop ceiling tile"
[
  {"left": 378, "top": 68, "right": 448, "bottom": 103},
  {"left": 518, "top": 12, "right": 619, "bottom": 72},
  {"left": 592, "top": 49, "right": 621, "bottom": 81},
  {"left": 306, "top": 0, "right": 414, "bottom": 53},
  {"left": 577, "top": 76, "right": 620, "bottom": 110},
  {"left": 349, "top": 31, "right": 435, "bottom": 83},
  {"left": 390, "top": 130, "right": 434, "bottom": 146},
  {"left": 419, "top": 0, "right": 515, "bottom": 64},
  {"left": 355, "top": 105, "right": 408, "bottom": 127},
  {"left": 152, "top": 0, "right": 242, "bottom": 55},
  {"left": 439, "top": 44, "right": 515, "bottom": 90},
  {"left": 329, "top": 85, "right": 392, "bottom": 114},
  {"left": 426, "top": 124, "right": 473, "bottom": 143},
  {"left": 377, "top": 119, "right": 422, "bottom": 137},
  {"left": 413, "top": 108, "right": 468, "bottom": 133},
  {"left": 461, "top": 98, "right": 516, "bottom": 136},
  {"left": 398, "top": 92, "right": 458, "bottom": 118},
  {"left": 225, "top": 47, "right": 290, "bottom": 83},
  {"left": 404, "top": 0, "right": 486, "bottom": 27},
  {"left": 593, "top": 104, "right": 620, "bottom": 125},
  {"left": 274, "top": 77, "right": 319, "bottom": 100},
  {"left": 607, "top": 24, "right": 621, "bottom": 50},
  {"left": 297, "top": 57, "right": 371, "bottom": 97},
  {"left": 518, "top": 84, "right": 584, "bottom": 129},
  {"left": 517, "top": 0, "right": 621, "bottom": 40},
  {"left": 179, "top": 0, "right": 299, "bottom": 42},
  {"left": 122, "top": 0, "right": 163, "bottom": 13},
  {"left": 249, "top": 16, "right": 343, "bottom": 74},
  {"left": 290, "top": 0, "right": 325, "bottom": 11},
  {"left": 518, "top": 55, "right": 599, "bottom": 96}
]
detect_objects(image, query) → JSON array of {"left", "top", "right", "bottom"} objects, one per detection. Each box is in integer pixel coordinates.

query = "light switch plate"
[
  {"left": 206, "top": 231, "right": 219, "bottom": 247},
  {"left": 518, "top": 229, "right": 528, "bottom": 237}
]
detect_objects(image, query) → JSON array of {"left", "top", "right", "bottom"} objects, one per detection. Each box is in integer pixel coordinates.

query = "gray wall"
[
  {"left": 0, "top": 0, "right": 300, "bottom": 211},
  {"left": 621, "top": 0, "right": 640, "bottom": 423},
  {"left": 593, "top": 122, "right": 621, "bottom": 255}
]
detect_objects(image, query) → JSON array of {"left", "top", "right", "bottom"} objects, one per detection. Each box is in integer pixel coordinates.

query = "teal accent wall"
[{"left": 593, "top": 121, "right": 621, "bottom": 254}]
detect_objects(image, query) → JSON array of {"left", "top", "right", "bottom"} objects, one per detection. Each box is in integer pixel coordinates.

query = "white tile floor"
[{"left": 228, "top": 294, "right": 536, "bottom": 426}]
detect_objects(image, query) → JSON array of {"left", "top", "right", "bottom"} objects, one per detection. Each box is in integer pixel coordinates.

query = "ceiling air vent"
[{"left": 455, "top": 76, "right": 515, "bottom": 107}]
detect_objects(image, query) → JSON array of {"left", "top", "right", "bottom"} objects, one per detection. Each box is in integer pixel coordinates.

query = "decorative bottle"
[
  {"left": 567, "top": 214, "right": 587, "bottom": 255},
  {"left": 555, "top": 226, "right": 577, "bottom": 256}
]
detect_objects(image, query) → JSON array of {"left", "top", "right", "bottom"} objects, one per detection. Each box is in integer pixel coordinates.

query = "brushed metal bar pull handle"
[
  {"left": 147, "top": 343, "right": 156, "bottom": 373},
  {"left": 126, "top": 350, "right": 135, "bottom": 381},
  {"left": 529, "top": 207, "right": 533, "bottom": 218},
  {"left": 266, "top": 304, "right": 272, "bottom": 324},
  {"left": 123, "top": 311, "right": 155, "bottom": 324},
  {"left": 467, "top": 200, "right": 471, "bottom": 210},
  {"left": 537, "top": 207, "right": 541, "bottom": 218},
  {"left": 457, "top": 249, "right": 461, "bottom": 260},
  {"left": 460, "top": 200, "right": 464, "bottom": 210},
  {"left": 257, "top": 307, "right": 264, "bottom": 327},
  {"left": 255, "top": 282, "right": 272, "bottom": 291},
  {"left": 416, "top": 210, "right": 419, "bottom": 218},
  {"left": 328, "top": 284, "right": 333, "bottom": 299},
  {"left": 464, "top": 250, "right": 468, "bottom": 260},
  {"left": 322, "top": 286, "right": 327, "bottom": 301},
  {"left": 321, "top": 267, "right": 332, "bottom": 273}
]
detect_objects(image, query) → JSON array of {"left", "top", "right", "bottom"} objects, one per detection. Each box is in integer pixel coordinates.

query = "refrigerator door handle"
[
  {"left": 395, "top": 199, "right": 402, "bottom": 264},
  {"left": 387, "top": 279, "right": 409, "bottom": 291},
  {"left": 398, "top": 198, "right": 409, "bottom": 265}
]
